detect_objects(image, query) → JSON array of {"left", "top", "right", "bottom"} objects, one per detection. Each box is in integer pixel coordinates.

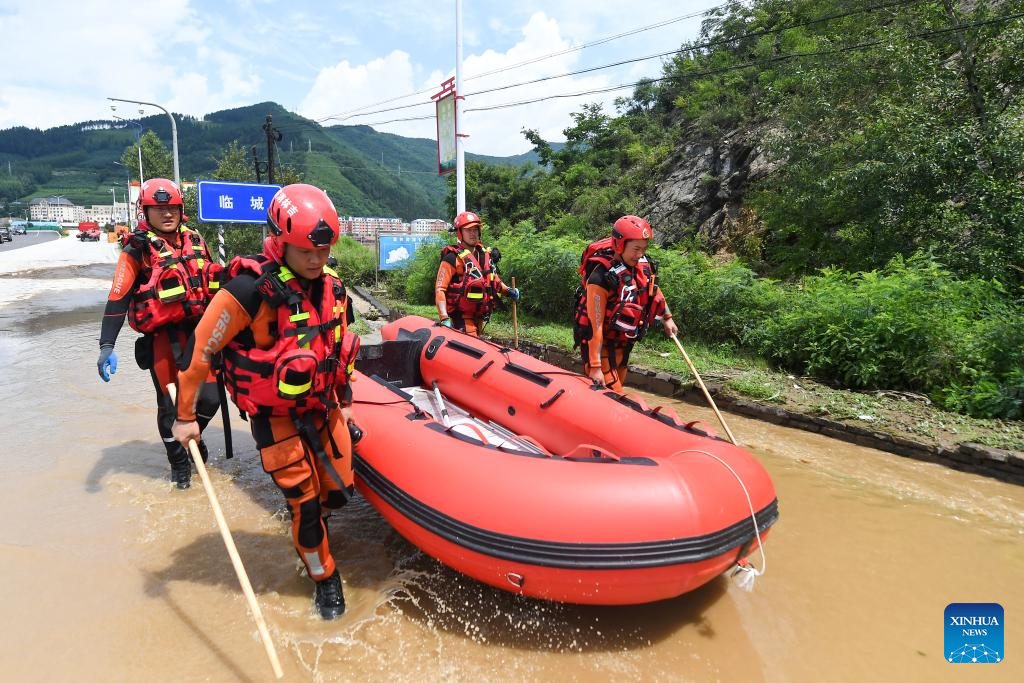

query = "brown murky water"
[{"left": 1, "top": 269, "right": 1021, "bottom": 682}]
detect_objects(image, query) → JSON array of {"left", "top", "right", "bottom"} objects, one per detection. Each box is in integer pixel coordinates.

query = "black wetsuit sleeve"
[
  {"left": 99, "top": 248, "right": 144, "bottom": 348},
  {"left": 223, "top": 273, "right": 263, "bottom": 318},
  {"left": 587, "top": 264, "right": 609, "bottom": 287}
]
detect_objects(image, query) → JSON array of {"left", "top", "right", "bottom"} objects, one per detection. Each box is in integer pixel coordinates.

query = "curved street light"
[
  {"left": 108, "top": 97, "right": 179, "bottom": 186},
  {"left": 51, "top": 195, "right": 66, "bottom": 225},
  {"left": 113, "top": 114, "right": 146, "bottom": 183}
]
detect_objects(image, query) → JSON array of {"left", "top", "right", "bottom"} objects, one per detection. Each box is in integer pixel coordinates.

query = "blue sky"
[{"left": 0, "top": 0, "right": 722, "bottom": 155}]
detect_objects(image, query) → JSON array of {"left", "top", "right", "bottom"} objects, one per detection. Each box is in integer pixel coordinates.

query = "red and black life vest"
[
  {"left": 127, "top": 228, "right": 222, "bottom": 334},
  {"left": 442, "top": 244, "right": 499, "bottom": 317},
  {"left": 221, "top": 255, "right": 359, "bottom": 418},
  {"left": 572, "top": 238, "right": 664, "bottom": 345}
]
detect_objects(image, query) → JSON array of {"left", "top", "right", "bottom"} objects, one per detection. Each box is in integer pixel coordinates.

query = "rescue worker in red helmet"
[
  {"left": 576, "top": 215, "right": 678, "bottom": 392},
  {"left": 435, "top": 210, "right": 519, "bottom": 337},
  {"left": 171, "top": 184, "right": 358, "bottom": 620},
  {"left": 96, "top": 178, "right": 222, "bottom": 489}
]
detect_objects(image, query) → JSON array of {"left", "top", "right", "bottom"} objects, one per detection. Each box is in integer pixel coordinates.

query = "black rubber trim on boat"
[
  {"left": 355, "top": 456, "right": 779, "bottom": 569},
  {"left": 445, "top": 339, "right": 486, "bottom": 359},
  {"left": 369, "top": 374, "right": 414, "bottom": 400},
  {"left": 502, "top": 362, "right": 553, "bottom": 387},
  {"left": 425, "top": 336, "right": 444, "bottom": 360}
]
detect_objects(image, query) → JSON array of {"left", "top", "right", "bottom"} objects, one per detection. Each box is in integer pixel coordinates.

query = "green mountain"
[{"left": 0, "top": 101, "right": 543, "bottom": 219}]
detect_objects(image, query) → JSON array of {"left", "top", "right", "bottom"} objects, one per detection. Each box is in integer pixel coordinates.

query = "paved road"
[{"left": 0, "top": 231, "right": 60, "bottom": 253}]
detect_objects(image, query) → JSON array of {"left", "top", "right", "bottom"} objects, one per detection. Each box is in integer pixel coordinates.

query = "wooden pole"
[
  {"left": 511, "top": 276, "right": 519, "bottom": 348},
  {"left": 669, "top": 335, "right": 739, "bottom": 446},
  {"left": 167, "top": 384, "right": 284, "bottom": 679}
]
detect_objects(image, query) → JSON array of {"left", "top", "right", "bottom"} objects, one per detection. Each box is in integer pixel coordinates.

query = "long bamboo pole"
[
  {"left": 669, "top": 335, "right": 739, "bottom": 446},
  {"left": 511, "top": 276, "right": 519, "bottom": 348},
  {"left": 166, "top": 384, "right": 284, "bottom": 679}
]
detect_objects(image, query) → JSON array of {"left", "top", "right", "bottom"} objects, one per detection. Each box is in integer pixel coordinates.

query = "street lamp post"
[
  {"left": 113, "top": 162, "right": 135, "bottom": 228},
  {"left": 108, "top": 97, "right": 179, "bottom": 186},
  {"left": 52, "top": 195, "right": 66, "bottom": 225},
  {"left": 113, "top": 114, "right": 145, "bottom": 183}
]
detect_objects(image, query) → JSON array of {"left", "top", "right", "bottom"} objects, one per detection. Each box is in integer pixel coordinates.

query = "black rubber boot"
[
  {"left": 314, "top": 570, "right": 346, "bottom": 620},
  {"left": 168, "top": 446, "right": 191, "bottom": 490}
]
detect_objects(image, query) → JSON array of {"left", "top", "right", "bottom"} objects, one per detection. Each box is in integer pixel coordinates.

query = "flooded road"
[{"left": 0, "top": 265, "right": 1021, "bottom": 682}]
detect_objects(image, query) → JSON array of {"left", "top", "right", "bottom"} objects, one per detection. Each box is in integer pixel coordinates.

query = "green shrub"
[
  {"left": 330, "top": 236, "right": 375, "bottom": 286},
  {"left": 750, "top": 254, "right": 1024, "bottom": 418},
  {"left": 493, "top": 231, "right": 586, "bottom": 320}
]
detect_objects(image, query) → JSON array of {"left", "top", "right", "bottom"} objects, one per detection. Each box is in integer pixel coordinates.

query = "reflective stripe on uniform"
[
  {"left": 303, "top": 551, "right": 326, "bottom": 577},
  {"left": 278, "top": 379, "right": 313, "bottom": 396}
]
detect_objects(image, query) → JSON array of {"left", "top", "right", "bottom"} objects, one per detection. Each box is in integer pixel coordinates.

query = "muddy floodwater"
[{"left": 1, "top": 265, "right": 1021, "bottom": 682}]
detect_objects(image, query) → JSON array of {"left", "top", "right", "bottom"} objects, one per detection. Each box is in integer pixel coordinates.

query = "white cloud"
[
  {"left": 385, "top": 246, "right": 411, "bottom": 264},
  {"left": 298, "top": 50, "right": 419, "bottom": 125},
  {"left": 301, "top": 12, "right": 623, "bottom": 155},
  {"left": 0, "top": 0, "right": 260, "bottom": 129}
]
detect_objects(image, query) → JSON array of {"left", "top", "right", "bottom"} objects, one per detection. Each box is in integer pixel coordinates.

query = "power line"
[
  {"left": 325, "top": 0, "right": 926, "bottom": 123},
  {"left": 351, "top": 9, "right": 1024, "bottom": 126},
  {"left": 314, "top": 3, "right": 731, "bottom": 123}
]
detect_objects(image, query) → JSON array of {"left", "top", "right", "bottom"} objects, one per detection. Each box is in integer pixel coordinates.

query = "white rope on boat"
[{"left": 673, "top": 449, "right": 767, "bottom": 592}]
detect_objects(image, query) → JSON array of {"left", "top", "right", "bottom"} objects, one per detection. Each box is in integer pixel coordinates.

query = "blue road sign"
[
  {"left": 379, "top": 234, "right": 443, "bottom": 270},
  {"left": 197, "top": 180, "right": 282, "bottom": 223}
]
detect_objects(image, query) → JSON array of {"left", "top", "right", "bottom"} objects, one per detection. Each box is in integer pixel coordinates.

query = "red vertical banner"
[{"left": 433, "top": 78, "right": 457, "bottom": 176}]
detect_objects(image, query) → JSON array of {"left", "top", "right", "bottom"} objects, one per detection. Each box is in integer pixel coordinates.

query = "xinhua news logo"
[{"left": 945, "top": 603, "right": 1003, "bottom": 663}]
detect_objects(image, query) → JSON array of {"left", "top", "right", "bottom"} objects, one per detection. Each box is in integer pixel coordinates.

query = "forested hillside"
[{"left": 0, "top": 102, "right": 536, "bottom": 219}]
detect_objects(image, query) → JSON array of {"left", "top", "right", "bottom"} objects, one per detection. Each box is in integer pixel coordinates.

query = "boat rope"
[{"left": 673, "top": 448, "right": 767, "bottom": 592}]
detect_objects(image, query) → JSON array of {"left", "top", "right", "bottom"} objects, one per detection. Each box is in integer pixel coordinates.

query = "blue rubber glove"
[
  {"left": 507, "top": 287, "right": 521, "bottom": 301},
  {"left": 97, "top": 345, "right": 118, "bottom": 382},
  {"left": 439, "top": 318, "right": 453, "bottom": 328}
]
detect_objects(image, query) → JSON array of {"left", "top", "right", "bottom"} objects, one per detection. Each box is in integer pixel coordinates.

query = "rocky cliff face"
[{"left": 644, "top": 125, "right": 781, "bottom": 249}]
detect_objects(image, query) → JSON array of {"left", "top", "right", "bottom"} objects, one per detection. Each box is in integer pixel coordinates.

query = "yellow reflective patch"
[
  {"left": 289, "top": 312, "right": 310, "bottom": 322},
  {"left": 278, "top": 379, "right": 312, "bottom": 396},
  {"left": 279, "top": 267, "right": 295, "bottom": 282},
  {"left": 467, "top": 292, "right": 484, "bottom": 299},
  {"left": 158, "top": 285, "right": 186, "bottom": 299}
]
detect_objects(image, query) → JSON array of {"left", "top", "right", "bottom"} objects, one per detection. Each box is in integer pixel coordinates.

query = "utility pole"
[
  {"left": 262, "top": 114, "right": 282, "bottom": 183},
  {"left": 251, "top": 145, "right": 265, "bottom": 183},
  {"left": 455, "top": 0, "right": 466, "bottom": 214},
  {"left": 308, "top": 139, "right": 312, "bottom": 153}
]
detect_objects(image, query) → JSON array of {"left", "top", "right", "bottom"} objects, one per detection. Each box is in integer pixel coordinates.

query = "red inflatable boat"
[{"left": 351, "top": 315, "right": 778, "bottom": 605}]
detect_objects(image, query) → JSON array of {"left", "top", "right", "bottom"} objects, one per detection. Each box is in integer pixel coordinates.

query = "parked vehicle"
[
  {"left": 0, "top": 225, "right": 11, "bottom": 242},
  {"left": 77, "top": 221, "right": 101, "bottom": 242},
  {"left": 11, "top": 224, "right": 27, "bottom": 235}
]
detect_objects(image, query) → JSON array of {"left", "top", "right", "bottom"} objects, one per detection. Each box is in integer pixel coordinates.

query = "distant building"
[
  {"left": 411, "top": 219, "right": 450, "bottom": 234},
  {"left": 83, "top": 202, "right": 130, "bottom": 225},
  {"left": 29, "top": 197, "right": 84, "bottom": 223},
  {"left": 341, "top": 216, "right": 451, "bottom": 243}
]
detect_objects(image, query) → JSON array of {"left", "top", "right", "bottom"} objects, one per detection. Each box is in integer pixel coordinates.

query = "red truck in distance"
[{"left": 77, "top": 221, "right": 101, "bottom": 242}]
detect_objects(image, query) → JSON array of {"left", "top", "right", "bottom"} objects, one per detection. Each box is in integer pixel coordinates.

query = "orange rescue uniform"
[
  {"left": 100, "top": 232, "right": 220, "bottom": 464},
  {"left": 434, "top": 244, "right": 510, "bottom": 337},
  {"left": 582, "top": 270, "right": 671, "bottom": 393},
  {"left": 176, "top": 274, "right": 353, "bottom": 583}
]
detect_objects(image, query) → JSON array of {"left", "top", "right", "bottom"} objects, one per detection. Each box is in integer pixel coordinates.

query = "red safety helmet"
[
  {"left": 139, "top": 178, "right": 187, "bottom": 222},
  {"left": 266, "top": 184, "right": 340, "bottom": 255},
  {"left": 453, "top": 211, "right": 482, "bottom": 239},
  {"left": 611, "top": 215, "right": 653, "bottom": 253}
]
